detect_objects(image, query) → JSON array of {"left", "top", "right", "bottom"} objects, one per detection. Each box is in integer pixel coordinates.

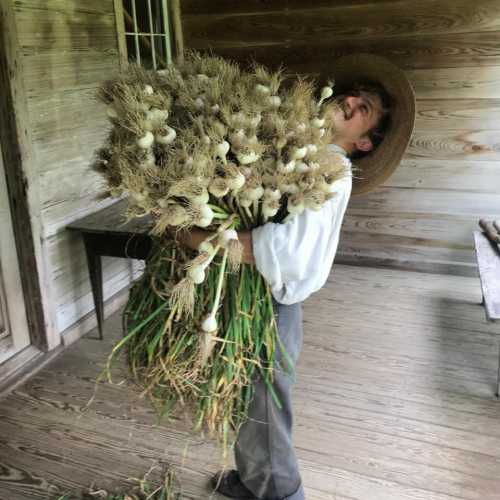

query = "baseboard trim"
[{"left": 61, "top": 286, "right": 130, "bottom": 347}]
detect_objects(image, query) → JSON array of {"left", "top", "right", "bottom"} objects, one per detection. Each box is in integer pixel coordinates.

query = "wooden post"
[{"left": 171, "top": 0, "right": 184, "bottom": 63}]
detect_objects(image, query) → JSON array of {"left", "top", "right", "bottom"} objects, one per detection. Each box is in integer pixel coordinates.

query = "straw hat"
[{"left": 329, "top": 53, "right": 416, "bottom": 196}]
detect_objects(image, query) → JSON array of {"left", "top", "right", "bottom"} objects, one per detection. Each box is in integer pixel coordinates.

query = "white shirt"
[{"left": 251, "top": 144, "right": 352, "bottom": 304}]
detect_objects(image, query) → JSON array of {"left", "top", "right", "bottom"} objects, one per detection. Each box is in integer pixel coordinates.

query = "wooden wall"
[
  {"left": 11, "top": 0, "right": 136, "bottom": 343},
  {"left": 180, "top": 0, "right": 500, "bottom": 277}
]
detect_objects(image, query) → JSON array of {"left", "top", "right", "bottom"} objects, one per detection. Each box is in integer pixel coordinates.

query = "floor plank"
[{"left": 1, "top": 264, "right": 500, "bottom": 499}]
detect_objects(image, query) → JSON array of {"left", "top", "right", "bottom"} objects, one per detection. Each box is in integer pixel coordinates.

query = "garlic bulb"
[
  {"left": 268, "top": 95, "right": 281, "bottom": 108},
  {"left": 264, "top": 187, "right": 281, "bottom": 200},
  {"left": 255, "top": 84, "right": 271, "bottom": 94},
  {"left": 188, "top": 266, "right": 206, "bottom": 284},
  {"left": 229, "top": 129, "right": 246, "bottom": 150},
  {"left": 198, "top": 240, "right": 215, "bottom": 254},
  {"left": 279, "top": 181, "right": 300, "bottom": 194},
  {"left": 227, "top": 171, "right": 246, "bottom": 191},
  {"left": 277, "top": 160, "right": 295, "bottom": 174},
  {"left": 318, "top": 86, "right": 333, "bottom": 106},
  {"left": 194, "top": 204, "right": 214, "bottom": 227},
  {"left": 147, "top": 108, "right": 169, "bottom": 123},
  {"left": 164, "top": 204, "right": 189, "bottom": 226},
  {"left": 155, "top": 126, "right": 176, "bottom": 145},
  {"left": 295, "top": 161, "right": 310, "bottom": 173},
  {"left": 190, "top": 187, "right": 210, "bottom": 205},
  {"left": 237, "top": 151, "right": 260, "bottom": 165},
  {"left": 194, "top": 97, "right": 204, "bottom": 109},
  {"left": 262, "top": 198, "right": 280, "bottom": 218},
  {"left": 287, "top": 193, "right": 305, "bottom": 216},
  {"left": 201, "top": 314, "right": 217, "bottom": 332},
  {"left": 137, "top": 131, "right": 154, "bottom": 149},
  {"left": 307, "top": 144, "right": 318, "bottom": 156},
  {"left": 215, "top": 141, "right": 230, "bottom": 164},
  {"left": 219, "top": 228, "right": 238, "bottom": 247},
  {"left": 290, "top": 146, "right": 308, "bottom": 160},
  {"left": 144, "top": 84, "right": 154, "bottom": 95},
  {"left": 209, "top": 177, "right": 230, "bottom": 197},
  {"left": 244, "top": 184, "right": 264, "bottom": 201},
  {"left": 319, "top": 128, "right": 326, "bottom": 138},
  {"left": 312, "top": 117, "right": 325, "bottom": 128}
]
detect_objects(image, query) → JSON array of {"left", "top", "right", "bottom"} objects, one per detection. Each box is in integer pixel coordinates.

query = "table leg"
[{"left": 83, "top": 236, "right": 104, "bottom": 340}]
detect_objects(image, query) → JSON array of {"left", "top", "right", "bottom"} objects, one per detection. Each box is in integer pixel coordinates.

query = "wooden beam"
[
  {"left": 113, "top": 0, "right": 128, "bottom": 68},
  {"left": 0, "top": 1, "right": 58, "bottom": 351},
  {"left": 171, "top": 0, "right": 184, "bottom": 63}
]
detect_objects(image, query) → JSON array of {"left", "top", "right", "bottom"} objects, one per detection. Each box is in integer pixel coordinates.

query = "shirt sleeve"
[{"left": 252, "top": 174, "right": 352, "bottom": 304}]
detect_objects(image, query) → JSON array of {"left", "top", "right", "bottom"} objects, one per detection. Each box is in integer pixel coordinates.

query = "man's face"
[{"left": 330, "top": 91, "right": 384, "bottom": 152}]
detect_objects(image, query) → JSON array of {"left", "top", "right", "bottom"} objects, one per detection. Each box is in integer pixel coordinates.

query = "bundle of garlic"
[{"left": 94, "top": 51, "right": 349, "bottom": 457}]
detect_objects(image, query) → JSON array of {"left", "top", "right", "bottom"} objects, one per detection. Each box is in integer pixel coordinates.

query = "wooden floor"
[{"left": 1, "top": 264, "right": 500, "bottom": 500}]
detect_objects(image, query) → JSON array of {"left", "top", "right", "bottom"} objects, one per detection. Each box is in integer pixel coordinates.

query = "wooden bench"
[
  {"left": 473, "top": 230, "right": 500, "bottom": 396},
  {"left": 67, "top": 200, "right": 154, "bottom": 339}
]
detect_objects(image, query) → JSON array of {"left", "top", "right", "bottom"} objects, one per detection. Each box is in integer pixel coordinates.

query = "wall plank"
[
  {"left": 387, "top": 160, "right": 500, "bottom": 193},
  {"left": 183, "top": 0, "right": 500, "bottom": 48},
  {"left": 210, "top": 32, "right": 500, "bottom": 71}
]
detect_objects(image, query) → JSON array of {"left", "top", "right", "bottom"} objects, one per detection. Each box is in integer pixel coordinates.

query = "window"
[{"left": 114, "top": 0, "right": 183, "bottom": 69}]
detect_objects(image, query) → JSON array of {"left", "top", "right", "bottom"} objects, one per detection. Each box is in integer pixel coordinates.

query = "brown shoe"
[{"left": 211, "top": 469, "right": 257, "bottom": 499}]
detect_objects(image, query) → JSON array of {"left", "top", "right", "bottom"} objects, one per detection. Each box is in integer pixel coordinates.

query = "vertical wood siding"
[
  {"left": 181, "top": 0, "right": 500, "bottom": 276},
  {"left": 12, "top": 0, "right": 137, "bottom": 337}
]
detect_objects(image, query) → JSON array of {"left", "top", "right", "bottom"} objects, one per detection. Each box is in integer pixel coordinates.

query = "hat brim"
[{"left": 328, "top": 54, "right": 416, "bottom": 196}]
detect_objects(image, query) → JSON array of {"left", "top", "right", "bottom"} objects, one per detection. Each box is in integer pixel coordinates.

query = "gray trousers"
[{"left": 235, "top": 299, "right": 305, "bottom": 500}]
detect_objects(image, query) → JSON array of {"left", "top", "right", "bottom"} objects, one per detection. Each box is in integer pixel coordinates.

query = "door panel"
[{"left": 0, "top": 142, "right": 31, "bottom": 364}]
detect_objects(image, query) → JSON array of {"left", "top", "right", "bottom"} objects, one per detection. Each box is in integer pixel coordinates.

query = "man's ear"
[{"left": 355, "top": 136, "right": 374, "bottom": 152}]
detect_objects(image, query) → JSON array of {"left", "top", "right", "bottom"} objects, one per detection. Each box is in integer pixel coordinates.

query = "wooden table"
[
  {"left": 67, "top": 200, "right": 154, "bottom": 339},
  {"left": 473, "top": 230, "right": 500, "bottom": 395}
]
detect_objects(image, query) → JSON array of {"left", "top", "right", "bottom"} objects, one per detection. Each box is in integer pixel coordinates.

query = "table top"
[
  {"left": 67, "top": 199, "right": 153, "bottom": 236},
  {"left": 474, "top": 230, "right": 500, "bottom": 322}
]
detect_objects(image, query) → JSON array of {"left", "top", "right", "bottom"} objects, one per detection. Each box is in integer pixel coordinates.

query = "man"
[{"left": 178, "top": 54, "right": 416, "bottom": 500}]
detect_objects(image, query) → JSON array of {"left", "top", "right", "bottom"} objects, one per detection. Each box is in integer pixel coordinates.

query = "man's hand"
[{"left": 172, "top": 227, "right": 255, "bottom": 265}]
